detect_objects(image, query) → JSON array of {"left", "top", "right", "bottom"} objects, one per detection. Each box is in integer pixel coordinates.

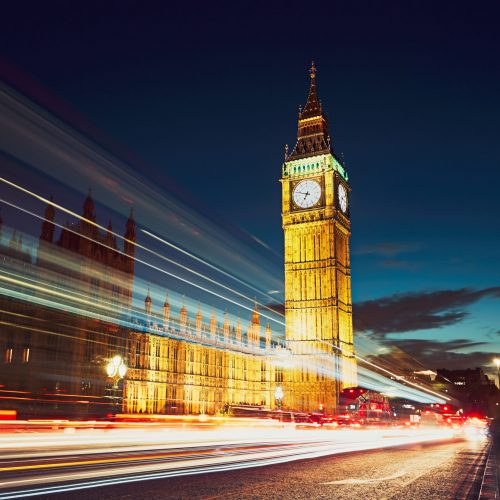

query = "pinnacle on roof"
[
  {"left": 300, "top": 61, "right": 322, "bottom": 119},
  {"left": 83, "top": 188, "right": 95, "bottom": 219},
  {"left": 287, "top": 62, "right": 332, "bottom": 161},
  {"left": 180, "top": 294, "right": 187, "bottom": 310},
  {"left": 125, "top": 207, "right": 136, "bottom": 239},
  {"left": 252, "top": 299, "right": 260, "bottom": 325}
]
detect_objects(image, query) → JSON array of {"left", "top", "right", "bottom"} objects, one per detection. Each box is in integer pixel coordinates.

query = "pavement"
[
  {"left": 38, "top": 438, "right": 490, "bottom": 500},
  {"left": 479, "top": 421, "right": 500, "bottom": 499}
]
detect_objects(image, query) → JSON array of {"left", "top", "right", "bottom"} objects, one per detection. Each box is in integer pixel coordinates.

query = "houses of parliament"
[{"left": 0, "top": 64, "right": 356, "bottom": 418}]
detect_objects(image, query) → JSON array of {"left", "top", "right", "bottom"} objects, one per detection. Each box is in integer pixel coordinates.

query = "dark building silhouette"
[
  {"left": 0, "top": 193, "right": 135, "bottom": 417},
  {"left": 437, "top": 368, "right": 500, "bottom": 417}
]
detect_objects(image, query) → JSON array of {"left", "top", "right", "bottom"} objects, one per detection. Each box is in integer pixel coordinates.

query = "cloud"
[
  {"left": 267, "top": 287, "right": 500, "bottom": 370},
  {"left": 353, "top": 287, "right": 500, "bottom": 336},
  {"left": 387, "top": 338, "right": 498, "bottom": 373},
  {"left": 362, "top": 336, "right": 498, "bottom": 375},
  {"left": 353, "top": 242, "right": 421, "bottom": 257}
]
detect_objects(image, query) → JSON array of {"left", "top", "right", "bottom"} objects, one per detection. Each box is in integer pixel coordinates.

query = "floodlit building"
[
  {"left": 0, "top": 64, "right": 357, "bottom": 417},
  {"left": 280, "top": 62, "right": 357, "bottom": 412}
]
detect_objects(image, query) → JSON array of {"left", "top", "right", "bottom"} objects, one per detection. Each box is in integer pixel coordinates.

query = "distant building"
[
  {"left": 0, "top": 195, "right": 280, "bottom": 417},
  {"left": 0, "top": 193, "right": 135, "bottom": 417},
  {"left": 437, "top": 368, "right": 500, "bottom": 417}
]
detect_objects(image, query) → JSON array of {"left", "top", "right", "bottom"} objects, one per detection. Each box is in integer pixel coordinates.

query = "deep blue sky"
[{"left": 1, "top": 0, "right": 500, "bottom": 373}]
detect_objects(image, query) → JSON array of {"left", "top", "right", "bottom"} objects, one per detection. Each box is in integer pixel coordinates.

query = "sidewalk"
[{"left": 480, "top": 420, "right": 500, "bottom": 499}]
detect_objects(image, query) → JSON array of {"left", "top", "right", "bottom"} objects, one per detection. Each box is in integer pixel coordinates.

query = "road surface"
[
  {"left": 0, "top": 424, "right": 490, "bottom": 499},
  {"left": 41, "top": 439, "right": 489, "bottom": 500}
]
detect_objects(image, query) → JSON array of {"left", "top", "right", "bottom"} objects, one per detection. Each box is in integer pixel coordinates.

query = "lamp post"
[
  {"left": 106, "top": 355, "right": 128, "bottom": 411},
  {"left": 494, "top": 358, "right": 500, "bottom": 389}
]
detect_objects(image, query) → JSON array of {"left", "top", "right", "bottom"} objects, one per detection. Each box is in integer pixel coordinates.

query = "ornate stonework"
[{"left": 281, "top": 63, "right": 357, "bottom": 414}]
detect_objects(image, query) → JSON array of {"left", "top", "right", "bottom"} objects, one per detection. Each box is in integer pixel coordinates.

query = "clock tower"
[{"left": 281, "top": 63, "right": 357, "bottom": 413}]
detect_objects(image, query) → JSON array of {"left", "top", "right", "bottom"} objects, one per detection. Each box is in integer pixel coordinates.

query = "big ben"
[{"left": 281, "top": 62, "right": 357, "bottom": 413}]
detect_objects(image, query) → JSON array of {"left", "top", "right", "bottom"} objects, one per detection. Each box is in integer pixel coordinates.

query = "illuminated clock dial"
[
  {"left": 338, "top": 183, "right": 348, "bottom": 213},
  {"left": 293, "top": 179, "right": 322, "bottom": 209}
]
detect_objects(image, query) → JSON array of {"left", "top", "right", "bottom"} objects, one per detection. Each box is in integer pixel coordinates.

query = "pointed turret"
[
  {"left": 145, "top": 288, "right": 152, "bottom": 316},
  {"left": 105, "top": 219, "right": 116, "bottom": 248},
  {"left": 265, "top": 322, "right": 272, "bottom": 349},
  {"left": 83, "top": 189, "right": 96, "bottom": 221},
  {"left": 80, "top": 190, "right": 97, "bottom": 254},
  {"left": 288, "top": 62, "right": 332, "bottom": 161},
  {"left": 210, "top": 308, "right": 217, "bottom": 338},
  {"left": 179, "top": 298, "right": 188, "bottom": 333},
  {"left": 223, "top": 311, "right": 230, "bottom": 342},
  {"left": 40, "top": 196, "right": 56, "bottom": 243},
  {"left": 124, "top": 208, "right": 136, "bottom": 273},
  {"left": 195, "top": 304, "right": 203, "bottom": 336},
  {"left": 300, "top": 61, "right": 322, "bottom": 118},
  {"left": 250, "top": 301, "right": 261, "bottom": 346},
  {"left": 163, "top": 290, "right": 170, "bottom": 329},
  {"left": 252, "top": 300, "right": 260, "bottom": 326}
]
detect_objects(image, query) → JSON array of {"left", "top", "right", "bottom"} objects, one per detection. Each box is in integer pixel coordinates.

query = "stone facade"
[{"left": 281, "top": 63, "right": 357, "bottom": 413}]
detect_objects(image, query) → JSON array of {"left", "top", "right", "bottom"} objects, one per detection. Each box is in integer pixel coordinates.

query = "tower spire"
[
  {"left": 163, "top": 290, "right": 170, "bottom": 329},
  {"left": 123, "top": 207, "right": 136, "bottom": 273},
  {"left": 300, "top": 61, "right": 321, "bottom": 119},
  {"left": 288, "top": 62, "right": 332, "bottom": 160},
  {"left": 145, "top": 287, "right": 152, "bottom": 316},
  {"left": 83, "top": 188, "right": 95, "bottom": 220},
  {"left": 252, "top": 299, "right": 260, "bottom": 325}
]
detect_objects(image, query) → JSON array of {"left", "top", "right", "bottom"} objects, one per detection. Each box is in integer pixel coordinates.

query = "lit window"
[
  {"left": 22, "top": 348, "right": 30, "bottom": 363},
  {"left": 5, "top": 348, "right": 13, "bottom": 364}
]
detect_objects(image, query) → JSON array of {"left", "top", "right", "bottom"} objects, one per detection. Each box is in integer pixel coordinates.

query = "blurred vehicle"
[{"left": 338, "top": 387, "right": 392, "bottom": 425}]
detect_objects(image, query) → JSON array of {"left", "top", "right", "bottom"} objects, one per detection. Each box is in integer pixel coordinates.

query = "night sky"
[{"left": 1, "top": 1, "right": 500, "bottom": 374}]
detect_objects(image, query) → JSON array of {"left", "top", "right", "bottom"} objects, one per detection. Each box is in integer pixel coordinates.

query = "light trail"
[
  {"left": 0, "top": 259, "right": 450, "bottom": 402},
  {"left": 0, "top": 196, "right": 285, "bottom": 329},
  {"left": 0, "top": 179, "right": 283, "bottom": 325},
  {"left": 0, "top": 182, "right": 450, "bottom": 403},
  {"left": 0, "top": 284, "right": 271, "bottom": 357},
  {"left": 315, "top": 338, "right": 451, "bottom": 402},
  {"left": 142, "top": 229, "right": 281, "bottom": 310},
  {"left": 0, "top": 87, "right": 284, "bottom": 298},
  {"left": 0, "top": 247, "right": 449, "bottom": 403},
  {"left": 0, "top": 423, "right": 460, "bottom": 499},
  {"left": 281, "top": 339, "right": 449, "bottom": 403}
]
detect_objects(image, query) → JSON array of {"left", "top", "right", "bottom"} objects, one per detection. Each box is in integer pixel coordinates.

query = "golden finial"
[{"left": 310, "top": 60, "right": 316, "bottom": 79}]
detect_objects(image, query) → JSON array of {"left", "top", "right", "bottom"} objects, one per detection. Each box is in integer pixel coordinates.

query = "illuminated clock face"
[
  {"left": 293, "top": 179, "right": 322, "bottom": 209},
  {"left": 338, "top": 184, "right": 348, "bottom": 213}
]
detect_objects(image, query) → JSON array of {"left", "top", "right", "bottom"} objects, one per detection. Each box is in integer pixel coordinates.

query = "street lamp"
[
  {"left": 493, "top": 358, "right": 500, "bottom": 389},
  {"left": 105, "top": 354, "right": 128, "bottom": 413},
  {"left": 106, "top": 355, "right": 128, "bottom": 387}
]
